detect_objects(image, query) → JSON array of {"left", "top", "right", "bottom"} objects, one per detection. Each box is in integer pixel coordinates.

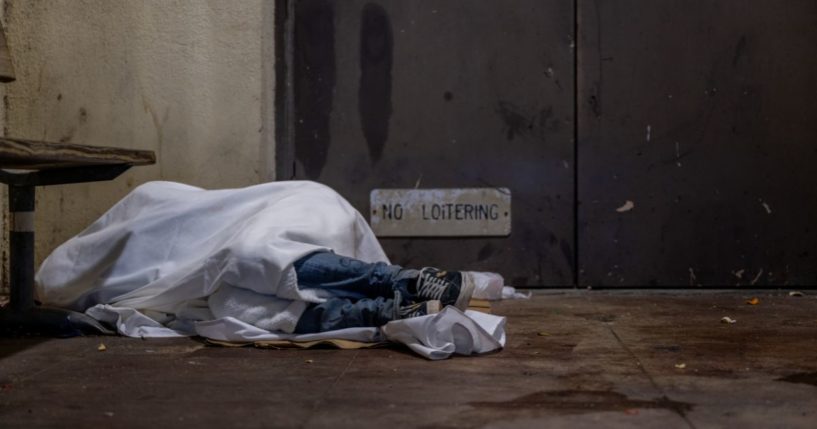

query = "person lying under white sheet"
[{"left": 36, "top": 181, "right": 475, "bottom": 335}]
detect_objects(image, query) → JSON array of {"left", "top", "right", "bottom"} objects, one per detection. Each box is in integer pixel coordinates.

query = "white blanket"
[{"left": 36, "top": 181, "right": 506, "bottom": 359}]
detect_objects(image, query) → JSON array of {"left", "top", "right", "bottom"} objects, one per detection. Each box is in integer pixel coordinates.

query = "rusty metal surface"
[
  {"left": 577, "top": 0, "right": 817, "bottom": 286},
  {"left": 279, "top": 0, "right": 575, "bottom": 285}
]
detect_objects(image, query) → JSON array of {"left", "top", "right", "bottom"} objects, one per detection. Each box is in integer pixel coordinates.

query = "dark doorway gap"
[{"left": 572, "top": 0, "right": 579, "bottom": 286}]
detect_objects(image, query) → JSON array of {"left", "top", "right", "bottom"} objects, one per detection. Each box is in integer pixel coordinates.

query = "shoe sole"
[{"left": 453, "top": 271, "right": 476, "bottom": 311}]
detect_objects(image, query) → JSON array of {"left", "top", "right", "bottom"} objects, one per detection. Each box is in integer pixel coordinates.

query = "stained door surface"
[
  {"left": 278, "top": 0, "right": 576, "bottom": 286},
  {"left": 279, "top": 0, "right": 817, "bottom": 286},
  {"left": 577, "top": 0, "right": 817, "bottom": 286}
]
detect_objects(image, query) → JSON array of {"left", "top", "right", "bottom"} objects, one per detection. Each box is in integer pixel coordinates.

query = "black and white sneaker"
[
  {"left": 394, "top": 297, "right": 442, "bottom": 320},
  {"left": 412, "top": 267, "right": 475, "bottom": 311}
]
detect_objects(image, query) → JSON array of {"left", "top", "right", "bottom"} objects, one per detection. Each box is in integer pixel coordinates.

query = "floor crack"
[
  {"left": 581, "top": 292, "right": 698, "bottom": 429},
  {"left": 300, "top": 350, "right": 359, "bottom": 428},
  {"left": 606, "top": 323, "right": 698, "bottom": 429}
]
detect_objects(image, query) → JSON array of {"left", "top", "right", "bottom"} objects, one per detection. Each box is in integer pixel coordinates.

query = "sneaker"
[
  {"left": 412, "top": 267, "right": 475, "bottom": 311},
  {"left": 395, "top": 299, "right": 441, "bottom": 320}
]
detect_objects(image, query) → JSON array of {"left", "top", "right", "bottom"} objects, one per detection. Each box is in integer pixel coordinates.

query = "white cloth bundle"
[{"left": 36, "top": 181, "right": 506, "bottom": 359}]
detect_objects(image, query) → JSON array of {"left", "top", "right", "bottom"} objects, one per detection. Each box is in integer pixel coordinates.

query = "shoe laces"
[
  {"left": 398, "top": 302, "right": 427, "bottom": 319},
  {"left": 416, "top": 269, "right": 449, "bottom": 301},
  {"left": 393, "top": 290, "right": 422, "bottom": 319}
]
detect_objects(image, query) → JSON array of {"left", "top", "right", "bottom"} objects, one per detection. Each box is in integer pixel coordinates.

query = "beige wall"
[{"left": 1, "top": 0, "right": 275, "bottom": 275}]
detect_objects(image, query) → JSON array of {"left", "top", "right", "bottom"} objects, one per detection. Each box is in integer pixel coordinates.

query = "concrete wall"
[{"left": 1, "top": 0, "right": 274, "bottom": 275}]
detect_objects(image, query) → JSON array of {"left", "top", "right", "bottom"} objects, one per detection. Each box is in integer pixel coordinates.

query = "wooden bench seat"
[{"left": 0, "top": 137, "right": 155, "bottom": 336}]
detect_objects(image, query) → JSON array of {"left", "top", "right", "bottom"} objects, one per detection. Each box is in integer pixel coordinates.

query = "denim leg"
[
  {"left": 293, "top": 251, "right": 417, "bottom": 301},
  {"left": 293, "top": 297, "right": 395, "bottom": 333}
]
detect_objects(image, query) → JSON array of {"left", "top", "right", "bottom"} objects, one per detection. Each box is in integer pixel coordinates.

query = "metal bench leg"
[
  {"left": 10, "top": 184, "right": 35, "bottom": 310},
  {"left": 0, "top": 184, "right": 114, "bottom": 336}
]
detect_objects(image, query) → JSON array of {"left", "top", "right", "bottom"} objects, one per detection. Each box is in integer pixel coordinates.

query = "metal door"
[
  {"left": 577, "top": 0, "right": 817, "bottom": 286},
  {"left": 278, "top": 0, "right": 817, "bottom": 287},
  {"left": 277, "top": 0, "right": 576, "bottom": 286}
]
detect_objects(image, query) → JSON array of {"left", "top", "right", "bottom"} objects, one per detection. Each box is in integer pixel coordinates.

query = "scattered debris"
[
  {"left": 721, "top": 316, "right": 737, "bottom": 324},
  {"left": 646, "top": 125, "right": 652, "bottom": 142},
  {"left": 104, "top": 412, "right": 114, "bottom": 417},
  {"left": 789, "top": 291, "right": 804, "bottom": 297},
  {"left": 689, "top": 268, "right": 697, "bottom": 286},
  {"left": 759, "top": 199, "right": 772, "bottom": 214},
  {"left": 674, "top": 141, "right": 682, "bottom": 167},
  {"left": 746, "top": 297, "right": 760, "bottom": 305},
  {"left": 674, "top": 363, "right": 687, "bottom": 369},
  {"left": 97, "top": 343, "right": 107, "bottom": 352},
  {"left": 750, "top": 269, "right": 764, "bottom": 286},
  {"left": 732, "top": 269, "right": 745, "bottom": 279},
  {"left": 537, "top": 332, "right": 550, "bottom": 337},
  {"left": 616, "top": 200, "right": 635, "bottom": 213},
  {"left": 305, "top": 359, "right": 314, "bottom": 364},
  {"left": 413, "top": 174, "right": 423, "bottom": 189}
]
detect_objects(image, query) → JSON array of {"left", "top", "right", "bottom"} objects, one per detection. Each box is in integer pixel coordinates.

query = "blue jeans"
[{"left": 293, "top": 251, "right": 418, "bottom": 333}]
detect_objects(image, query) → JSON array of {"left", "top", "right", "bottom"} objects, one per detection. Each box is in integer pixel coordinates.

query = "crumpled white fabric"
[
  {"left": 86, "top": 304, "right": 505, "bottom": 360},
  {"left": 381, "top": 307, "right": 505, "bottom": 360},
  {"left": 36, "top": 180, "right": 508, "bottom": 359},
  {"left": 37, "top": 180, "right": 386, "bottom": 331}
]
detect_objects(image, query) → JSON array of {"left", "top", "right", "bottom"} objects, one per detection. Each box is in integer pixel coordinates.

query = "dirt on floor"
[{"left": 1, "top": 290, "right": 816, "bottom": 428}]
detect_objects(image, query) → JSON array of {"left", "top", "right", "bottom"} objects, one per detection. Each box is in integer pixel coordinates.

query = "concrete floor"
[{"left": 1, "top": 290, "right": 816, "bottom": 428}]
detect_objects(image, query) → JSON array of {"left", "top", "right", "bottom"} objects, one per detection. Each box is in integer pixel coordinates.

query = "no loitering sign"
[{"left": 370, "top": 188, "right": 511, "bottom": 237}]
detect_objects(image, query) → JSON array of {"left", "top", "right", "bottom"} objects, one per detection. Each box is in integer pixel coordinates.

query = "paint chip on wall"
[
  {"left": 760, "top": 199, "right": 772, "bottom": 214},
  {"left": 751, "top": 268, "right": 764, "bottom": 285},
  {"left": 616, "top": 200, "right": 635, "bottom": 213},
  {"left": 675, "top": 141, "right": 682, "bottom": 167}
]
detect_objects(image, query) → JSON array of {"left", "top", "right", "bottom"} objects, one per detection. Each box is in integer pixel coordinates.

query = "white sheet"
[{"left": 36, "top": 181, "right": 507, "bottom": 359}]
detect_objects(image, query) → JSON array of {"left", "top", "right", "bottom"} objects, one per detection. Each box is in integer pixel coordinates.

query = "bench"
[{"left": 0, "top": 137, "right": 155, "bottom": 336}]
